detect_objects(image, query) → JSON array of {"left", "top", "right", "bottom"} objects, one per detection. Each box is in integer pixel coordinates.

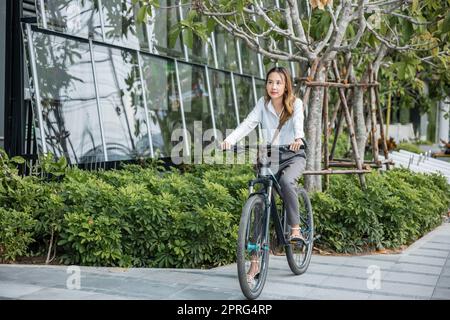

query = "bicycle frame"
[{"left": 247, "top": 170, "right": 291, "bottom": 249}]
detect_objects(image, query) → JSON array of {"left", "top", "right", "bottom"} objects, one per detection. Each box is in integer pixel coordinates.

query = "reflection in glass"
[
  {"left": 37, "top": 0, "right": 102, "bottom": 39},
  {"left": 234, "top": 75, "right": 255, "bottom": 123},
  {"left": 181, "top": 7, "right": 213, "bottom": 65},
  {"left": 29, "top": 31, "right": 104, "bottom": 163},
  {"left": 178, "top": 62, "right": 213, "bottom": 147},
  {"left": 239, "top": 40, "right": 259, "bottom": 77},
  {"left": 140, "top": 54, "right": 183, "bottom": 157},
  {"left": 254, "top": 79, "right": 266, "bottom": 100},
  {"left": 276, "top": 39, "right": 291, "bottom": 70},
  {"left": 150, "top": 0, "right": 183, "bottom": 58},
  {"left": 214, "top": 26, "right": 238, "bottom": 72},
  {"left": 93, "top": 45, "right": 150, "bottom": 161},
  {"left": 99, "top": 0, "right": 149, "bottom": 51},
  {"left": 209, "top": 70, "right": 237, "bottom": 137}
]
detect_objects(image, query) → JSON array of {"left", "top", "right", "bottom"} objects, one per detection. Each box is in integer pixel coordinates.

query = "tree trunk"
[
  {"left": 352, "top": 44, "right": 389, "bottom": 161},
  {"left": 305, "top": 67, "right": 325, "bottom": 192},
  {"left": 354, "top": 87, "right": 367, "bottom": 159}
]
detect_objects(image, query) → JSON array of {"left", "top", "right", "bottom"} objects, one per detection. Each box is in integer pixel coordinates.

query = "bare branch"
[
  {"left": 366, "top": 22, "right": 435, "bottom": 51},
  {"left": 380, "top": 10, "right": 433, "bottom": 25},
  {"left": 213, "top": 15, "right": 308, "bottom": 62},
  {"left": 322, "top": 0, "right": 354, "bottom": 62},
  {"left": 284, "top": 2, "right": 294, "bottom": 35},
  {"left": 331, "top": 0, "right": 367, "bottom": 52},
  {"left": 286, "top": 0, "right": 314, "bottom": 58},
  {"left": 364, "top": 0, "right": 410, "bottom": 7},
  {"left": 327, "top": 4, "right": 338, "bottom": 30},
  {"left": 313, "top": 4, "right": 343, "bottom": 55}
]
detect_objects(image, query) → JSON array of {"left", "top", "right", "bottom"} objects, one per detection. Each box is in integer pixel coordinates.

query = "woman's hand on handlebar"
[{"left": 289, "top": 138, "right": 303, "bottom": 151}]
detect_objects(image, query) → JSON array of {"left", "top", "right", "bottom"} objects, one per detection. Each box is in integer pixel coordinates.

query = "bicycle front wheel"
[
  {"left": 286, "top": 188, "right": 314, "bottom": 275},
  {"left": 237, "top": 194, "right": 270, "bottom": 300}
]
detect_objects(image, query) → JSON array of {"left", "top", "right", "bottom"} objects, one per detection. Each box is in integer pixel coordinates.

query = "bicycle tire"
[
  {"left": 237, "top": 194, "right": 270, "bottom": 300},
  {"left": 285, "top": 188, "right": 314, "bottom": 275}
]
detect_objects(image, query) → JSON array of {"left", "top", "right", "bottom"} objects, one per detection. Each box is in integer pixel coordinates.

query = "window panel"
[
  {"left": 254, "top": 78, "right": 266, "bottom": 101},
  {"left": 181, "top": 7, "right": 213, "bottom": 65},
  {"left": 214, "top": 26, "right": 239, "bottom": 72},
  {"left": 209, "top": 70, "right": 237, "bottom": 137},
  {"left": 93, "top": 45, "right": 150, "bottom": 161},
  {"left": 140, "top": 54, "right": 183, "bottom": 157},
  {"left": 36, "top": 0, "right": 102, "bottom": 39},
  {"left": 178, "top": 62, "right": 213, "bottom": 147},
  {"left": 28, "top": 31, "right": 104, "bottom": 163},
  {"left": 98, "top": 0, "right": 149, "bottom": 51},
  {"left": 239, "top": 40, "right": 259, "bottom": 77},
  {"left": 234, "top": 75, "right": 256, "bottom": 123},
  {"left": 150, "top": 0, "right": 183, "bottom": 58}
]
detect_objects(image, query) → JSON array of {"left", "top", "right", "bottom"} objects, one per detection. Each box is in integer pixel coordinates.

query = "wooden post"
[
  {"left": 331, "top": 60, "right": 366, "bottom": 189},
  {"left": 386, "top": 79, "right": 391, "bottom": 140},
  {"left": 329, "top": 58, "right": 353, "bottom": 161},
  {"left": 330, "top": 107, "right": 343, "bottom": 160},
  {"left": 369, "top": 64, "right": 380, "bottom": 165},
  {"left": 374, "top": 75, "right": 391, "bottom": 170},
  {"left": 304, "top": 169, "right": 371, "bottom": 175},
  {"left": 323, "top": 65, "right": 330, "bottom": 190},
  {"left": 302, "top": 58, "right": 321, "bottom": 108}
]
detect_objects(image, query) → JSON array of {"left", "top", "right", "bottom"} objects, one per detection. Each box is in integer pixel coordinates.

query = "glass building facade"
[{"left": 4, "top": 0, "right": 299, "bottom": 164}]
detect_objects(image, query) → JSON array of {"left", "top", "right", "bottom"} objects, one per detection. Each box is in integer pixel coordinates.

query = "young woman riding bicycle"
[{"left": 221, "top": 66, "right": 306, "bottom": 283}]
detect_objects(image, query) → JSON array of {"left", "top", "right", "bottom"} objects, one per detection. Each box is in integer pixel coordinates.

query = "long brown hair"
[{"left": 264, "top": 66, "right": 296, "bottom": 128}]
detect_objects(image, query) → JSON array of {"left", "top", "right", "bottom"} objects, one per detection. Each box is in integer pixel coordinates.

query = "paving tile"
[
  {"left": 407, "top": 249, "right": 449, "bottom": 258},
  {"left": 0, "top": 282, "right": 43, "bottom": 299},
  {"left": 397, "top": 255, "right": 447, "bottom": 267},
  {"left": 431, "top": 288, "right": 450, "bottom": 299},
  {"left": 306, "top": 287, "right": 371, "bottom": 300},
  {"left": 383, "top": 271, "right": 439, "bottom": 286},
  {"left": 390, "top": 263, "right": 443, "bottom": 275},
  {"left": 435, "top": 276, "right": 450, "bottom": 289}
]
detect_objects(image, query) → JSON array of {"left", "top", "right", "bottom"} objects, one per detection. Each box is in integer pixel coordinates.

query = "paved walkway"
[{"left": 1, "top": 222, "right": 449, "bottom": 300}]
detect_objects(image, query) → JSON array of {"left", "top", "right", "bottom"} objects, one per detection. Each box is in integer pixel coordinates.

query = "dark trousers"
[{"left": 277, "top": 152, "right": 306, "bottom": 226}]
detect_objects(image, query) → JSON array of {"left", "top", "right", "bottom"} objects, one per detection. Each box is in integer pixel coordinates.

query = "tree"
[{"left": 136, "top": 0, "right": 450, "bottom": 191}]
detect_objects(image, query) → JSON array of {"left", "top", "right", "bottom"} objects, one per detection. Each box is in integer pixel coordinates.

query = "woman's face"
[{"left": 266, "top": 72, "right": 286, "bottom": 100}]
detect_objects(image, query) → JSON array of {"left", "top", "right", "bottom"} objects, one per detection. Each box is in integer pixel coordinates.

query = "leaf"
[
  {"left": 183, "top": 28, "right": 194, "bottom": 49},
  {"left": 206, "top": 18, "right": 216, "bottom": 34},
  {"left": 442, "top": 11, "right": 450, "bottom": 34},
  {"left": 168, "top": 25, "right": 181, "bottom": 49},
  {"left": 187, "top": 9, "right": 197, "bottom": 22},
  {"left": 402, "top": 21, "right": 414, "bottom": 43},
  {"left": 10, "top": 156, "right": 25, "bottom": 164},
  {"left": 137, "top": 6, "right": 147, "bottom": 23}
]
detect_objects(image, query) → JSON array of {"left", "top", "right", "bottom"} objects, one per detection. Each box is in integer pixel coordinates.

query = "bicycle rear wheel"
[
  {"left": 237, "top": 194, "right": 270, "bottom": 300},
  {"left": 286, "top": 188, "right": 314, "bottom": 275}
]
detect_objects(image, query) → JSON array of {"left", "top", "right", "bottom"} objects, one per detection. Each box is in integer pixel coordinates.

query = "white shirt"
[{"left": 224, "top": 97, "right": 305, "bottom": 146}]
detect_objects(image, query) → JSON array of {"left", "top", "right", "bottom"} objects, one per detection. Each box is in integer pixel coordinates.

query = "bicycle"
[{"left": 230, "top": 143, "right": 314, "bottom": 300}]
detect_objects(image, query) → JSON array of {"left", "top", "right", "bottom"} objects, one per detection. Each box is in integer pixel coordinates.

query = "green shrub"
[
  {"left": 312, "top": 168, "right": 449, "bottom": 253},
  {"left": 58, "top": 211, "right": 123, "bottom": 266},
  {"left": 0, "top": 208, "right": 36, "bottom": 261},
  {"left": 1, "top": 147, "right": 448, "bottom": 267}
]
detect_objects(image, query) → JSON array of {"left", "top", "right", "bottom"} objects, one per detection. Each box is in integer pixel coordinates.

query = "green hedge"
[
  {"left": 0, "top": 151, "right": 449, "bottom": 267},
  {"left": 312, "top": 169, "right": 450, "bottom": 253}
]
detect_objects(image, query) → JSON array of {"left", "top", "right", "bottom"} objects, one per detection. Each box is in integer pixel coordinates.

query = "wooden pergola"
[{"left": 299, "top": 59, "right": 393, "bottom": 189}]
